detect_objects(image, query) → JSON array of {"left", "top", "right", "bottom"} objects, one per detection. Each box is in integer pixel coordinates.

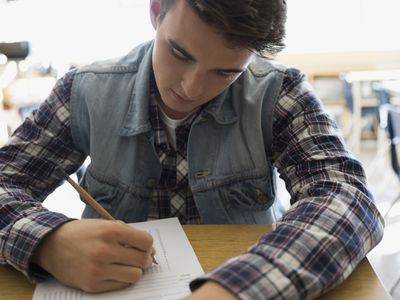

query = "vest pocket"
[
  {"left": 80, "top": 168, "right": 150, "bottom": 222},
  {"left": 218, "top": 176, "right": 275, "bottom": 210},
  {"left": 192, "top": 174, "right": 277, "bottom": 224}
]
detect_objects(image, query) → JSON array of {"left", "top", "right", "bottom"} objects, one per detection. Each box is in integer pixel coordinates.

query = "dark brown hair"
[{"left": 159, "top": 0, "right": 287, "bottom": 57}]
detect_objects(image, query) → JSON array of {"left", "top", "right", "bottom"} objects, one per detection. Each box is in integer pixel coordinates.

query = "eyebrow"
[{"left": 168, "top": 38, "right": 246, "bottom": 74}]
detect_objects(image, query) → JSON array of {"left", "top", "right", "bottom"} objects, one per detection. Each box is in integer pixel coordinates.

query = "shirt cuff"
[
  {"left": 1, "top": 210, "right": 73, "bottom": 282},
  {"left": 190, "top": 253, "right": 298, "bottom": 300}
]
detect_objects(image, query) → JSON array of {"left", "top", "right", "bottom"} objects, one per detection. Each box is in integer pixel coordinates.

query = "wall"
[{"left": 276, "top": 50, "right": 400, "bottom": 80}]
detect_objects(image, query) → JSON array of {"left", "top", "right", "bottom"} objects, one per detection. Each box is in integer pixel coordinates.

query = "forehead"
[{"left": 159, "top": 0, "right": 254, "bottom": 68}]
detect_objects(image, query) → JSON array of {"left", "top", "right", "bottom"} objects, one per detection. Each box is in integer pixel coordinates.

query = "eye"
[
  {"left": 218, "top": 71, "right": 239, "bottom": 80},
  {"left": 170, "top": 47, "right": 187, "bottom": 61}
]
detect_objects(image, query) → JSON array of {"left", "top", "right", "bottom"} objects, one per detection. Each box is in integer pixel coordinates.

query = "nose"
[{"left": 181, "top": 68, "right": 205, "bottom": 100}]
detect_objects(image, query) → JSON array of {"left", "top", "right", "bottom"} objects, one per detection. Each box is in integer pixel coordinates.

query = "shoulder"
[
  {"left": 247, "top": 56, "right": 307, "bottom": 88},
  {"left": 44, "top": 68, "right": 77, "bottom": 106},
  {"left": 238, "top": 57, "right": 313, "bottom": 106},
  {"left": 249, "top": 57, "right": 318, "bottom": 107},
  {"left": 248, "top": 55, "right": 287, "bottom": 77},
  {"left": 245, "top": 56, "right": 310, "bottom": 98}
]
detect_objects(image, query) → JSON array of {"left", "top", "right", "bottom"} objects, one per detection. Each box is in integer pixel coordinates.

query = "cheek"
[{"left": 154, "top": 47, "right": 184, "bottom": 85}]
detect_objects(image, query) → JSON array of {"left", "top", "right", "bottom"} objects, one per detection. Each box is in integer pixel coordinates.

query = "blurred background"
[{"left": 1, "top": 0, "right": 400, "bottom": 298}]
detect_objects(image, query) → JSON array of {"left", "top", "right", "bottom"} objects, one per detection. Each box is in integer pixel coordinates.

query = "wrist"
[
  {"left": 186, "top": 281, "right": 238, "bottom": 300},
  {"left": 31, "top": 220, "right": 76, "bottom": 270}
]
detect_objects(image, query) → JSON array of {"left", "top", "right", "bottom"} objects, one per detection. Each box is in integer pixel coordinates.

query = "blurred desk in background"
[
  {"left": 0, "top": 76, "right": 55, "bottom": 145},
  {"left": 0, "top": 109, "right": 20, "bottom": 146},
  {"left": 344, "top": 70, "right": 400, "bottom": 154},
  {"left": 3, "top": 76, "right": 55, "bottom": 109}
]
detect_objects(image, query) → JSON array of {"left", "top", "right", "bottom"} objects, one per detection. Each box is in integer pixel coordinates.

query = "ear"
[{"left": 150, "top": 0, "right": 161, "bottom": 30}]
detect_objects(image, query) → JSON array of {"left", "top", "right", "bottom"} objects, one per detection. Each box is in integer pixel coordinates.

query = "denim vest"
[{"left": 70, "top": 41, "right": 286, "bottom": 224}]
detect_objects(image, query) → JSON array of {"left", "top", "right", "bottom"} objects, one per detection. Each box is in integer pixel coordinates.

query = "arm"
[
  {"left": 0, "top": 70, "right": 85, "bottom": 280},
  {"left": 0, "top": 71, "right": 155, "bottom": 292},
  {"left": 189, "top": 68, "right": 384, "bottom": 299}
]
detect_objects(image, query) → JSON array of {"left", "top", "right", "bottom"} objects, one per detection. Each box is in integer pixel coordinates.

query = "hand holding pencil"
[
  {"left": 30, "top": 168, "right": 157, "bottom": 293},
  {"left": 57, "top": 167, "right": 157, "bottom": 265}
]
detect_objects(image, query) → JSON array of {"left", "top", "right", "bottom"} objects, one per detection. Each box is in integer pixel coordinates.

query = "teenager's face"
[{"left": 151, "top": 0, "right": 254, "bottom": 119}]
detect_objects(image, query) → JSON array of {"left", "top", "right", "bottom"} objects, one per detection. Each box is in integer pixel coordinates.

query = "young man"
[{"left": 0, "top": 0, "right": 384, "bottom": 299}]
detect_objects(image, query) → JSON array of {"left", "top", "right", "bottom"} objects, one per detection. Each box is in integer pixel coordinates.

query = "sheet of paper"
[{"left": 32, "top": 218, "right": 204, "bottom": 300}]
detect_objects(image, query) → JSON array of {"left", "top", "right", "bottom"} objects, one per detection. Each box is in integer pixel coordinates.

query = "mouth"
[{"left": 170, "top": 89, "right": 195, "bottom": 104}]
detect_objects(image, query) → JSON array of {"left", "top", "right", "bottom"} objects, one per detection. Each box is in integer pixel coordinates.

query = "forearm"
[
  {"left": 190, "top": 180, "right": 383, "bottom": 299},
  {"left": 0, "top": 184, "right": 72, "bottom": 281},
  {"left": 0, "top": 69, "right": 86, "bottom": 281}
]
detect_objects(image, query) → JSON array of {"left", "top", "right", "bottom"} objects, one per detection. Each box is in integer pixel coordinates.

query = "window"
[
  {"left": 0, "top": 0, "right": 398, "bottom": 65},
  {"left": 285, "top": 0, "right": 400, "bottom": 52}
]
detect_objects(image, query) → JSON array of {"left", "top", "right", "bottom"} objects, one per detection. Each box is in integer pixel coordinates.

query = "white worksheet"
[{"left": 32, "top": 218, "right": 204, "bottom": 300}]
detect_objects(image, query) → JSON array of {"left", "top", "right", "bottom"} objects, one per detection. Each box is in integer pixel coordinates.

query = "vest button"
[
  {"left": 256, "top": 188, "right": 268, "bottom": 205},
  {"left": 194, "top": 170, "right": 210, "bottom": 179},
  {"left": 146, "top": 178, "right": 157, "bottom": 188}
]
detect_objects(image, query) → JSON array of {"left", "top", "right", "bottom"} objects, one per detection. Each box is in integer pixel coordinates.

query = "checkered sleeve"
[
  {"left": 0, "top": 69, "right": 87, "bottom": 281},
  {"left": 190, "top": 68, "right": 385, "bottom": 299}
]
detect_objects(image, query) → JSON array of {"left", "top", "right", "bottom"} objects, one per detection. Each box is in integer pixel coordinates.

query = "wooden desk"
[{"left": 0, "top": 225, "right": 390, "bottom": 299}]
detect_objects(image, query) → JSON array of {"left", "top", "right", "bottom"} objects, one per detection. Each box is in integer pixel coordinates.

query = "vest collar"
[
  {"left": 202, "top": 86, "right": 238, "bottom": 125},
  {"left": 119, "top": 42, "right": 154, "bottom": 136}
]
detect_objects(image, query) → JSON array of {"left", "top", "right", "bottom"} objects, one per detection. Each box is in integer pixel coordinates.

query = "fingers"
[
  {"left": 81, "top": 280, "right": 131, "bottom": 294},
  {"left": 93, "top": 221, "right": 156, "bottom": 269},
  {"left": 151, "top": 247, "right": 157, "bottom": 264},
  {"left": 81, "top": 264, "right": 143, "bottom": 293},
  {"left": 113, "top": 222, "right": 154, "bottom": 253},
  {"left": 103, "top": 264, "right": 143, "bottom": 283},
  {"left": 111, "top": 223, "right": 158, "bottom": 272},
  {"left": 112, "top": 244, "right": 154, "bottom": 269},
  {"left": 74, "top": 252, "right": 146, "bottom": 293}
]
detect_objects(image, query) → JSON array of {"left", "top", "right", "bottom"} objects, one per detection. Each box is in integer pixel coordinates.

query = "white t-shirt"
[{"left": 158, "top": 106, "right": 199, "bottom": 150}]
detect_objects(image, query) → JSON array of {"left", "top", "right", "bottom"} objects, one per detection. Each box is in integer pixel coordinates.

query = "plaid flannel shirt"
[
  {"left": 0, "top": 67, "right": 384, "bottom": 299},
  {"left": 147, "top": 79, "right": 201, "bottom": 224}
]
